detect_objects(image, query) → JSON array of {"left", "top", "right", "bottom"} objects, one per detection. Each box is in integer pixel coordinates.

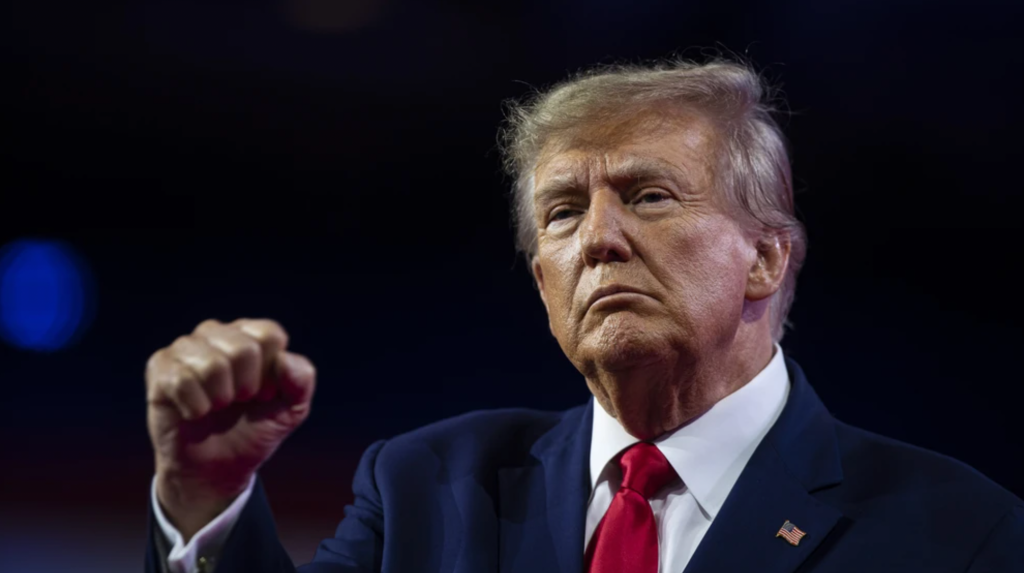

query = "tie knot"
[{"left": 618, "top": 442, "right": 678, "bottom": 499}]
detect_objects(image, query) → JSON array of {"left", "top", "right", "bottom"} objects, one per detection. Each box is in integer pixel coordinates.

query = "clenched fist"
[{"left": 145, "top": 318, "right": 316, "bottom": 541}]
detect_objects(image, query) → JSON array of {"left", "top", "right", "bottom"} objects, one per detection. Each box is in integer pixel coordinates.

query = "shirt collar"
[{"left": 589, "top": 344, "right": 791, "bottom": 519}]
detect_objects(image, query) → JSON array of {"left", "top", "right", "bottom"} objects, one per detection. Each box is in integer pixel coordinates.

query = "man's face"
[{"left": 530, "top": 114, "right": 761, "bottom": 386}]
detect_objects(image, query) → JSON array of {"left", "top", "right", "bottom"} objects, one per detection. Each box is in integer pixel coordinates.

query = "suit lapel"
[
  {"left": 496, "top": 359, "right": 845, "bottom": 573},
  {"left": 680, "top": 439, "right": 843, "bottom": 573},
  {"left": 499, "top": 401, "right": 593, "bottom": 573},
  {"left": 683, "top": 359, "right": 847, "bottom": 573}
]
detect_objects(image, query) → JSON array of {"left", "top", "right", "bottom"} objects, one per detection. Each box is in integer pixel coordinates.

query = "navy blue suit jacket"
[{"left": 146, "top": 359, "right": 1023, "bottom": 572}]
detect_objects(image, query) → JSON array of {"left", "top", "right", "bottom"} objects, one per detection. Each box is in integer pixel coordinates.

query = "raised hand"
[{"left": 145, "top": 318, "right": 316, "bottom": 541}]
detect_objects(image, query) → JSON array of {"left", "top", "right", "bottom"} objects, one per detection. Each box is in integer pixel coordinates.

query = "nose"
[{"left": 580, "top": 189, "right": 633, "bottom": 266}]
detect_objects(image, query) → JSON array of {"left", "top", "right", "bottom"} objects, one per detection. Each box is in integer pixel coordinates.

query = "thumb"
[{"left": 275, "top": 351, "right": 317, "bottom": 407}]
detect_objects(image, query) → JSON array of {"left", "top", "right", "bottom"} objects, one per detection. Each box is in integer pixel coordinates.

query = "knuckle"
[
  {"left": 196, "top": 352, "right": 230, "bottom": 380},
  {"left": 194, "top": 318, "right": 222, "bottom": 334},
  {"left": 146, "top": 355, "right": 174, "bottom": 399},
  {"left": 167, "top": 376, "right": 194, "bottom": 401},
  {"left": 289, "top": 353, "right": 316, "bottom": 379},
  {"left": 254, "top": 317, "right": 282, "bottom": 331},
  {"left": 145, "top": 349, "right": 166, "bottom": 380},
  {"left": 146, "top": 348, "right": 163, "bottom": 369},
  {"left": 225, "top": 336, "right": 260, "bottom": 365},
  {"left": 212, "top": 351, "right": 232, "bottom": 374},
  {"left": 240, "top": 335, "right": 262, "bottom": 357},
  {"left": 241, "top": 318, "right": 288, "bottom": 347},
  {"left": 169, "top": 335, "right": 194, "bottom": 354},
  {"left": 236, "top": 347, "right": 262, "bottom": 385}
]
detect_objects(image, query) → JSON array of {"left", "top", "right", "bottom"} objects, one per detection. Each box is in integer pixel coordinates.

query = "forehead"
[{"left": 532, "top": 110, "right": 719, "bottom": 188}]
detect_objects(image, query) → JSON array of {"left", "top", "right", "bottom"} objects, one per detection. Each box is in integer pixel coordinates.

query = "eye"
[
  {"left": 549, "top": 208, "right": 581, "bottom": 223},
  {"left": 634, "top": 190, "right": 671, "bottom": 204}
]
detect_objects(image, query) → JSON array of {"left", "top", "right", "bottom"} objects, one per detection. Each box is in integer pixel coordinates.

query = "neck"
[{"left": 586, "top": 335, "right": 774, "bottom": 440}]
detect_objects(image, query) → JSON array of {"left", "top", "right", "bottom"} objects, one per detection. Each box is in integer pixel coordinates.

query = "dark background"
[{"left": 1, "top": 0, "right": 1021, "bottom": 571}]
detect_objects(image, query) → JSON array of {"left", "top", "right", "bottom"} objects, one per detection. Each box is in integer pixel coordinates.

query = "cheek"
[
  {"left": 656, "top": 217, "right": 751, "bottom": 320},
  {"left": 538, "top": 247, "right": 581, "bottom": 325}
]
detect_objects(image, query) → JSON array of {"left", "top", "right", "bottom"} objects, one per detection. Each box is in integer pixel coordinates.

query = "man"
[{"left": 144, "top": 59, "right": 1022, "bottom": 573}]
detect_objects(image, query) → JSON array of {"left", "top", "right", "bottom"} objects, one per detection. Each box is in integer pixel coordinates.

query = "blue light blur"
[{"left": 0, "top": 239, "right": 95, "bottom": 352}]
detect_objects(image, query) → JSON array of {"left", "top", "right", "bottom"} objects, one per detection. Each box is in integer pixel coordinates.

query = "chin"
[{"left": 583, "top": 312, "right": 672, "bottom": 372}]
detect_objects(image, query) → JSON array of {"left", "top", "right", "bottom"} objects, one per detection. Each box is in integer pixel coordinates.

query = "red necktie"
[{"left": 585, "top": 442, "right": 680, "bottom": 573}]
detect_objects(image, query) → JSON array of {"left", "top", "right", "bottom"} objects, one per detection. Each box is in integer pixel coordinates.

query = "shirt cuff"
[{"left": 151, "top": 473, "right": 257, "bottom": 573}]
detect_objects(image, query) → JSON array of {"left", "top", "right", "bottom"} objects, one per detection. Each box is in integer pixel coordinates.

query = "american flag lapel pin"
[{"left": 776, "top": 520, "right": 807, "bottom": 546}]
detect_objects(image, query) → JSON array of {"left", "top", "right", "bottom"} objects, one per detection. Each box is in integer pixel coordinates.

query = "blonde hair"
[{"left": 499, "top": 58, "right": 806, "bottom": 342}]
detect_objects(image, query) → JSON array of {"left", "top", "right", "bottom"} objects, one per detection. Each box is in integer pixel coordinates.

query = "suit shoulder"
[
  {"left": 832, "top": 420, "right": 1022, "bottom": 512},
  {"left": 394, "top": 405, "right": 573, "bottom": 445},
  {"left": 375, "top": 404, "right": 587, "bottom": 474}
]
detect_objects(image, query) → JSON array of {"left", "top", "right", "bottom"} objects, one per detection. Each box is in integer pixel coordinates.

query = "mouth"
[{"left": 585, "top": 284, "right": 651, "bottom": 310}]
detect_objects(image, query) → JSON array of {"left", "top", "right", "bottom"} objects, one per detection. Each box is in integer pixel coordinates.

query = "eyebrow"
[
  {"left": 532, "top": 172, "right": 585, "bottom": 207},
  {"left": 532, "top": 155, "right": 687, "bottom": 206}
]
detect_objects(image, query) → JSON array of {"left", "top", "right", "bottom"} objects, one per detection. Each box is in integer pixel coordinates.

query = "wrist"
[{"left": 155, "top": 466, "right": 250, "bottom": 542}]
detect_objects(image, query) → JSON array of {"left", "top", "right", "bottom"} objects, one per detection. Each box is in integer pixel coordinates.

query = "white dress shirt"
[
  {"left": 585, "top": 345, "right": 790, "bottom": 573},
  {"left": 155, "top": 346, "right": 790, "bottom": 573}
]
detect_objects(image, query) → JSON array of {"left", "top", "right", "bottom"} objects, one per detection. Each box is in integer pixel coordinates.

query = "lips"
[{"left": 585, "top": 284, "right": 650, "bottom": 310}]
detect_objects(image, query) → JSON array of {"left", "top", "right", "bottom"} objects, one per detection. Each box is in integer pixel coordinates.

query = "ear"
[
  {"left": 746, "top": 232, "right": 791, "bottom": 302},
  {"left": 531, "top": 256, "right": 550, "bottom": 313}
]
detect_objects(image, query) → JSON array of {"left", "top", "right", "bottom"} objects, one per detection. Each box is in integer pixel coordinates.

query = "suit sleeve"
[
  {"left": 965, "top": 504, "right": 1024, "bottom": 573},
  {"left": 144, "top": 440, "right": 389, "bottom": 573}
]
